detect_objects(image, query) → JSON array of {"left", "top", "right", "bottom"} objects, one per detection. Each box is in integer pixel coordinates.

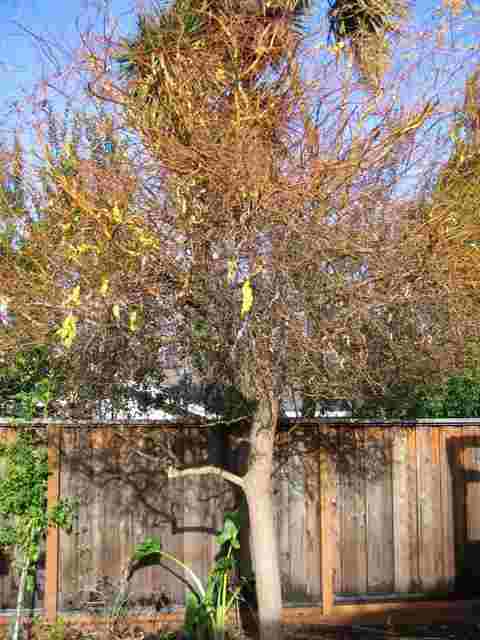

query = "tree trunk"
[{"left": 244, "top": 397, "right": 283, "bottom": 640}]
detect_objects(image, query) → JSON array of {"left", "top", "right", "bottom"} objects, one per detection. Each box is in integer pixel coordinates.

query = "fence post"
[
  {"left": 45, "top": 424, "right": 61, "bottom": 622},
  {"left": 319, "top": 426, "right": 336, "bottom": 616}
]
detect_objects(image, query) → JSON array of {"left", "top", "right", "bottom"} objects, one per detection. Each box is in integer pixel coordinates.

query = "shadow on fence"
[{"left": 2, "top": 420, "right": 480, "bottom": 623}]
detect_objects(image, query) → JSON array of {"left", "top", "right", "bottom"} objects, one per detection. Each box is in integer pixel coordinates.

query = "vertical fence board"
[
  {"left": 334, "top": 438, "right": 342, "bottom": 596},
  {"left": 183, "top": 428, "right": 210, "bottom": 601},
  {"left": 319, "top": 426, "right": 336, "bottom": 614},
  {"left": 80, "top": 428, "right": 96, "bottom": 606},
  {"left": 465, "top": 428, "right": 480, "bottom": 540},
  {"left": 129, "top": 429, "right": 154, "bottom": 601},
  {"left": 417, "top": 428, "right": 433, "bottom": 592},
  {"left": 407, "top": 427, "right": 420, "bottom": 591},
  {"left": 59, "top": 427, "right": 80, "bottom": 609},
  {"left": 200, "top": 477, "right": 215, "bottom": 584},
  {"left": 304, "top": 451, "right": 321, "bottom": 602},
  {"left": 449, "top": 430, "right": 465, "bottom": 594},
  {"left": 365, "top": 427, "right": 394, "bottom": 593},
  {"left": 139, "top": 499, "right": 155, "bottom": 597},
  {"left": 172, "top": 473, "right": 186, "bottom": 605},
  {"left": 206, "top": 477, "right": 221, "bottom": 588},
  {"left": 58, "top": 427, "right": 78, "bottom": 610},
  {"left": 454, "top": 429, "right": 469, "bottom": 591},
  {"left": 439, "top": 429, "right": 455, "bottom": 592},
  {"left": 392, "top": 427, "right": 411, "bottom": 592},
  {"left": 162, "top": 428, "right": 185, "bottom": 604},
  {"left": 149, "top": 506, "right": 164, "bottom": 599},
  {"left": 277, "top": 468, "right": 290, "bottom": 598},
  {"left": 339, "top": 429, "right": 367, "bottom": 595},
  {"left": 464, "top": 438, "right": 474, "bottom": 539},
  {"left": 45, "top": 424, "right": 61, "bottom": 621},
  {"left": 288, "top": 452, "right": 306, "bottom": 600},
  {"left": 273, "top": 463, "right": 283, "bottom": 594},
  {"left": 462, "top": 427, "right": 480, "bottom": 594},
  {"left": 417, "top": 427, "right": 443, "bottom": 593},
  {"left": 430, "top": 427, "right": 444, "bottom": 593},
  {"left": 102, "top": 428, "right": 119, "bottom": 583},
  {"left": 93, "top": 429, "right": 107, "bottom": 599},
  {"left": 206, "top": 478, "right": 219, "bottom": 583},
  {"left": 116, "top": 427, "right": 134, "bottom": 601}
]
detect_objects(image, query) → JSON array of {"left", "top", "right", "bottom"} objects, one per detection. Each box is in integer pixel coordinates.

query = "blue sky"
[
  {"left": 0, "top": 0, "right": 448, "bottom": 105},
  {"left": 0, "top": 1, "right": 469, "bottom": 97},
  {"left": 0, "top": 0, "right": 139, "bottom": 130}
]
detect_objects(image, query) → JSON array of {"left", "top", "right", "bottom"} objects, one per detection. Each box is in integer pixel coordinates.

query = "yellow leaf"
[
  {"left": 112, "top": 304, "right": 120, "bottom": 320},
  {"left": 129, "top": 309, "right": 138, "bottom": 332},
  {"left": 65, "top": 285, "right": 81, "bottom": 307},
  {"left": 100, "top": 276, "right": 109, "bottom": 297},
  {"left": 240, "top": 278, "right": 254, "bottom": 319},
  {"left": 112, "top": 204, "right": 123, "bottom": 224},
  {"left": 77, "top": 243, "right": 98, "bottom": 255},
  {"left": 227, "top": 257, "right": 237, "bottom": 284},
  {"left": 56, "top": 314, "right": 77, "bottom": 349},
  {"left": 137, "top": 231, "right": 158, "bottom": 248}
]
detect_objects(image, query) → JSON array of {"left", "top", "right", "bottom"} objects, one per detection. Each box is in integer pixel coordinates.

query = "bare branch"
[{"left": 167, "top": 465, "right": 244, "bottom": 489}]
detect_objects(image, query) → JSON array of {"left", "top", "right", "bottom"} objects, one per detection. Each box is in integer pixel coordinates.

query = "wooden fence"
[{"left": 0, "top": 419, "right": 479, "bottom": 620}]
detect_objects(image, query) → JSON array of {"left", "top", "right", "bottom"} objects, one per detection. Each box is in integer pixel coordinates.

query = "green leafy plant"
[
  {"left": 132, "top": 536, "right": 205, "bottom": 600},
  {"left": 130, "top": 512, "right": 243, "bottom": 640},
  {"left": 156, "top": 632, "right": 176, "bottom": 640},
  {"left": 202, "top": 512, "right": 242, "bottom": 640},
  {"left": 0, "top": 347, "right": 61, "bottom": 419},
  {"left": 0, "top": 388, "right": 77, "bottom": 640}
]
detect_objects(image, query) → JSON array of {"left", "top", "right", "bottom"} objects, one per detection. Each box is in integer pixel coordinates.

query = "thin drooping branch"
[
  {"left": 114, "top": 555, "right": 203, "bottom": 619},
  {"left": 156, "top": 558, "right": 200, "bottom": 597}
]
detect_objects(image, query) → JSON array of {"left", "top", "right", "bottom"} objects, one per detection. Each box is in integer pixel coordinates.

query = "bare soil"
[{"left": 283, "top": 622, "right": 480, "bottom": 639}]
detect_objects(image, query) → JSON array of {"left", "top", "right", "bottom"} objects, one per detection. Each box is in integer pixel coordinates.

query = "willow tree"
[{"left": 0, "top": 1, "right": 457, "bottom": 638}]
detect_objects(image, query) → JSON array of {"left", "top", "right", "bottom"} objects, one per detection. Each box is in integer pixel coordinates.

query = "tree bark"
[
  {"left": 167, "top": 393, "right": 284, "bottom": 639},
  {"left": 244, "top": 397, "right": 283, "bottom": 640}
]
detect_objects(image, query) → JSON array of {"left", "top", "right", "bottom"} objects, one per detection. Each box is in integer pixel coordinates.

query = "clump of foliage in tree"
[
  {"left": 327, "top": 0, "right": 409, "bottom": 85},
  {"left": 413, "top": 372, "right": 480, "bottom": 418},
  {"left": 353, "top": 372, "right": 480, "bottom": 419},
  {"left": 0, "top": 347, "right": 61, "bottom": 418}
]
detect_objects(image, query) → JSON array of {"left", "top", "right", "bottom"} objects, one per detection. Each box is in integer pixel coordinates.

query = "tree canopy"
[{"left": 0, "top": 0, "right": 480, "bottom": 637}]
